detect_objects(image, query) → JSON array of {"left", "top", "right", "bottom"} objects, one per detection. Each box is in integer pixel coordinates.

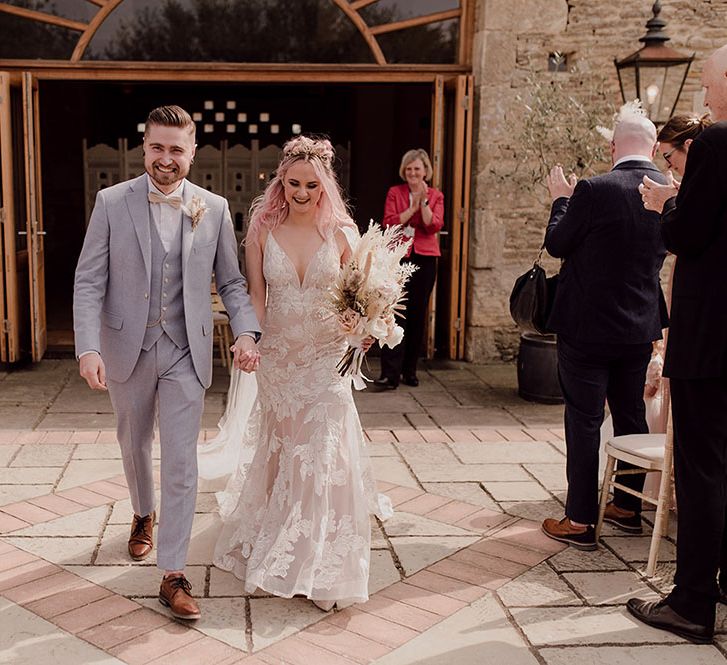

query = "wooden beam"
[
  {"left": 0, "top": 3, "right": 88, "bottom": 32},
  {"left": 459, "top": 0, "right": 474, "bottom": 67},
  {"left": 0, "top": 59, "right": 469, "bottom": 83},
  {"left": 369, "top": 9, "right": 461, "bottom": 36},
  {"left": 84, "top": 0, "right": 107, "bottom": 6},
  {"left": 350, "top": 0, "right": 379, "bottom": 9},
  {"left": 331, "top": 0, "right": 386, "bottom": 65}
]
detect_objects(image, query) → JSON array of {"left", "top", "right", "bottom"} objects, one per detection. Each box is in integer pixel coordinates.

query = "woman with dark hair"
[
  {"left": 618, "top": 112, "right": 715, "bottom": 521},
  {"left": 376, "top": 148, "right": 444, "bottom": 389},
  {"left": 657, "top": 112, "right": 713, "bottom": 178},
  {"left": 641, "top": 113, "right": 713, "bottom": 213}
]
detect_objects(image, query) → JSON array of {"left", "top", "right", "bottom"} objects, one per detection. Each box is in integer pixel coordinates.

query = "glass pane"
[
  {"left": 617, "top": 67, "right": 638, "bottom": 108},
  {"left": 376, "top": 18, "right": 459, "bottom": 64},
  {"left": 84, "top": 0, "right": 375, "bottom": 63},
  {"left": 359, "top": 0, "right": 459, "bottom": 23},
  {"left": 0, "top": 0, "right": 84, "bottom": 60},
  {"left": 3, "top": 0, "right": 94, "bottom": 21},
  {"left": 640, "top": 63, "right": 691, "bottom": 125}
]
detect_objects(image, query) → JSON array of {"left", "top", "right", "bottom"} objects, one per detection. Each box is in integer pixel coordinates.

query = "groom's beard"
[{"left": 146, "top": 160, "right": 188, "bottom": 189}]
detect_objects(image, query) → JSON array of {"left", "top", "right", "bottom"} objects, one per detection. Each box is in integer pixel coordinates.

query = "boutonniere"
[{"left": 182, "top": 195, "right": 209, "bottom": 231}]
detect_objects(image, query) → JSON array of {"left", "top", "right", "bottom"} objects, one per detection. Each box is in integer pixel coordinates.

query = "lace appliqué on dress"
[{"left": 211, "top": 232, "right": 392, "bottom": 603}]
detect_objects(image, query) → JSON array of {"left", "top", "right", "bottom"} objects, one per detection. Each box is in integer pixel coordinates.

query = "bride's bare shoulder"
[
  {"left": 334, "top": 227, "right": 353, "bottom": 263},
  {"left": 252, "top": 225, "right": 269, "bottom": 248}
]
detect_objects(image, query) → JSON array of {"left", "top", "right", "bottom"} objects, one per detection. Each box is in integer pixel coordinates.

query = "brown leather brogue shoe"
[
  {"left": 542, "top": 516, "right": 597, "bottom": 550},
  {"left": 604, "top": 502, "right": 643, "bottom": 534},
  {"left": 128, "top": 511, "right": 155, "bottom": 561},
  {"left": 159, "top": 574, "right": 201, "bottom": 620}
]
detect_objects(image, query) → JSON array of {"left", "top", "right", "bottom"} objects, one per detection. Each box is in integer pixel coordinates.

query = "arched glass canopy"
[{"left": 0, "top": 0, "right": 464, "bottom": 64}]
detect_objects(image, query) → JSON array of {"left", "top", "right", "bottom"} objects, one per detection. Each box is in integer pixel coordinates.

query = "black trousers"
[
  {"left": 380, "top": 253, "right": 437, "bottom": 384},
  {"left": 557, "top": 336, "right": 651, "bottom": 524},
  {"left": 666, "top": 376, "right": 727, "bottom": 627}
]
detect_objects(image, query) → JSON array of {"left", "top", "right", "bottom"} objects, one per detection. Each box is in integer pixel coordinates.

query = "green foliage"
[
  {"left": 0, "top": 1, "right": 77, "bottom": 60},
  {"left": 496, "top": 61, "right": 616, "bottom": 191},
  {"left": 104, "top": 0, "right": 371, "bottom": 63}
]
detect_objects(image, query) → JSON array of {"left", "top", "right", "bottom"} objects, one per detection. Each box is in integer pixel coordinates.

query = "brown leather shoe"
[
  {"left": 542, "top": 516, "right": 597, "bottom": 550},
  {"left": 128, "top": 511, "right": 155, "bottom": 561},
  {"left": 159, "top": 574, "right": 201, "bottom": 620},
  {"left": 603, "top": 502, "right": 643, "bottom": 534}
]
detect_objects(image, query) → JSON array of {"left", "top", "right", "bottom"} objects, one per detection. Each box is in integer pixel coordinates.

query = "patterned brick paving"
[
  {"left": 0, "top": 427, "right": 577, "bottom": 663},
  {"left": 1, "top": 357, "right": 725, "bottom": 663}
]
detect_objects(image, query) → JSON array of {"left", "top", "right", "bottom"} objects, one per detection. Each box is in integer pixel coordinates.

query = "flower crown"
[{"left": 282, "top": 136, "right": 334, "bottom": 169}]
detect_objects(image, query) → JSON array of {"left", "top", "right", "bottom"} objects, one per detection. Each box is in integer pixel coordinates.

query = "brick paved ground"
[{"left": 0, "top": 359, "right": 725, "bottom": 664}]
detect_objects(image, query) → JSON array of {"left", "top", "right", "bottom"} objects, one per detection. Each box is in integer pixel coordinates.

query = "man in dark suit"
[
  {"left": 628, "top": 45, "right": 727, "bottom": 645},
  {"left": 540, "top": 113, "right": 668, "bottom": 551}
]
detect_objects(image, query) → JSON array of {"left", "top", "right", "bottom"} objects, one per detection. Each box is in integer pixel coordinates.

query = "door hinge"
[
  {"left": 460, "top": 95, "right": 470, "bottom": 109},
  {"left": 1, "top": 320, "right": 10, "bottom": 335},
  {"left": 454, "top": 318, "right": 461, "bottom": 331},
  {"left": 458, "top": 209, "right": 465, "bottom": 224}
]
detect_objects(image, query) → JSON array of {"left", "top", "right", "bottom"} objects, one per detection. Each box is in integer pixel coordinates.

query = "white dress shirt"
[{"left": 613, "top": 154, "right": 653, "bottom": 168}]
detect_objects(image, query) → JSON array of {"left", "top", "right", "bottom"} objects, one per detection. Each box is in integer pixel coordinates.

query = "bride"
[{"left": 199, "top": 136, "right": 392, "bottom": 611}]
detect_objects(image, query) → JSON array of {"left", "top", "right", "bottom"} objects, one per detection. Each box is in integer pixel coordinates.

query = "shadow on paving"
[{"left": 0, "top": 358, "right": 563, "bottom": 431}]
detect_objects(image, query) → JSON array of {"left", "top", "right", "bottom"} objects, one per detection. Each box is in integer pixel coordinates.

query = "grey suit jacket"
[{"left": 73, "top": 174, "right": 260, "bottom": 388}]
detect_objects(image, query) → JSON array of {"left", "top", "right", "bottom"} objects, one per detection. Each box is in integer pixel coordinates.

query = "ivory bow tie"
[{"left": 148, "top": 191, "right": 183, "bottom": 208}]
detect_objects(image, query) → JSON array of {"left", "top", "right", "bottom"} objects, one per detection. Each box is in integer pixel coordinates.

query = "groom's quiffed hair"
[{"left": 144, "top": 105, "right": 195, "bottom": 139}]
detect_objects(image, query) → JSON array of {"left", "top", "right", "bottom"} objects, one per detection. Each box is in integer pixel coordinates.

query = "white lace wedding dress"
[{"left": 201, "top": 230, "right": 392, "bottom": 604}]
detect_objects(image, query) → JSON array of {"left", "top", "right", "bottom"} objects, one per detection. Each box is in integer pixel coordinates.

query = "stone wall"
[{"left": 467, "top": 0, "right": 727, "bottom": 362}]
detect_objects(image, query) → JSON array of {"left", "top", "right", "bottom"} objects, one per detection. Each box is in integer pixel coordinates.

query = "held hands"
[
  {"left": 546, "top": 166, "right": 577, "bottom": 201},
  {"left": 644, "top": 384, "right": 659, "bottom": 398},
  {"left": 79, "top": 352, "right": 107, "bottom": 391},
  {"left": 639, "top": 173, "right": 679, "bottom": 214},
  {"left": 360, "top": 336, "right": 375, "bottom": 353},
  {"left": 232, "top": 335, "right": 260, "bottom": 373}
]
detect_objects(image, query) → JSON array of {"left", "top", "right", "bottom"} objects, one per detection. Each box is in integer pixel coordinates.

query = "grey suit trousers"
[{"left": 107, "top": 333, "right": 205, "bottom": 571}]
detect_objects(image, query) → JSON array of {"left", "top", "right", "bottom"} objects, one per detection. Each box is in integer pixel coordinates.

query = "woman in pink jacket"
[{"left": 376, "top": 149, "right": 444, "bottom": 389}]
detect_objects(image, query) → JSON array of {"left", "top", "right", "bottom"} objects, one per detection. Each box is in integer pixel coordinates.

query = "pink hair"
[{"left": 246, "top": 136, "right": 356, "bottom": 244}]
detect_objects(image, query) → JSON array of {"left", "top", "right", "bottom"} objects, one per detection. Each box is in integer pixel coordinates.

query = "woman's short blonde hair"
[{"left": 399, "top": 149, "right": 433, "bottom": 182}]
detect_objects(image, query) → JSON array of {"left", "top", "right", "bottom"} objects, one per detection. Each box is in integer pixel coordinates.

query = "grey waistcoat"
[{"left": 142, "top": 214, "right": 188, "bottom": 351}]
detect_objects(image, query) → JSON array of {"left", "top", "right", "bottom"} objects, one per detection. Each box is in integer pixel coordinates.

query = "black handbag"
[{"left": 509, "top": 246, "right": 559, "bottom": 336}]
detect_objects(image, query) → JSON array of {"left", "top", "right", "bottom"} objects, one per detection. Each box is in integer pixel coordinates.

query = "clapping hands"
[
  {"left": 639, "top": 173, "right": 680, "bottom": 214},
  {"left": 546, "top": 166, "right": 577, "bottom": 201},
  {"left": 409, "top": 181, "right": 428, "bottom": 209}
]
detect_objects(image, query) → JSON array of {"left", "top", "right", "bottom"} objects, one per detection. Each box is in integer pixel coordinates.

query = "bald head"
[
  {"left": 612, "top": 114, "right": 657, "bottom": 162},
  {"left": 702, "top": 44, "right": 727, "bottom": 121}
]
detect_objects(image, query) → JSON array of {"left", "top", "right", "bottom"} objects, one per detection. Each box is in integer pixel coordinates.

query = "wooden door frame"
[
  {"left": 427, "top": 76, "right": 447, "bottom": 359},
  {"left": 0, "top": 71, "right": 20, "bottom": 362},
  {"left": 430, "top": 74, "right": 473, "bottom": 360},
  {"left": 447, "top": 74, "right": 473, "bottom": 360},
  {"left": 0, "top": 62, "right": 473, "bottom": 362},
  {"left": 22, "top": 72, "right": 46, "bottom": 361}
]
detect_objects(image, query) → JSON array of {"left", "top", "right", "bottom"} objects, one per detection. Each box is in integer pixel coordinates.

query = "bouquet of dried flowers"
[{"left": 329, "top": 222, "right": 417, "bottom": 389}]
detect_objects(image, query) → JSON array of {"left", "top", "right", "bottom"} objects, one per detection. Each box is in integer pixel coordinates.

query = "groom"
[{"left": 74, "top": 105, "right": 260, "bottom": 620}]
